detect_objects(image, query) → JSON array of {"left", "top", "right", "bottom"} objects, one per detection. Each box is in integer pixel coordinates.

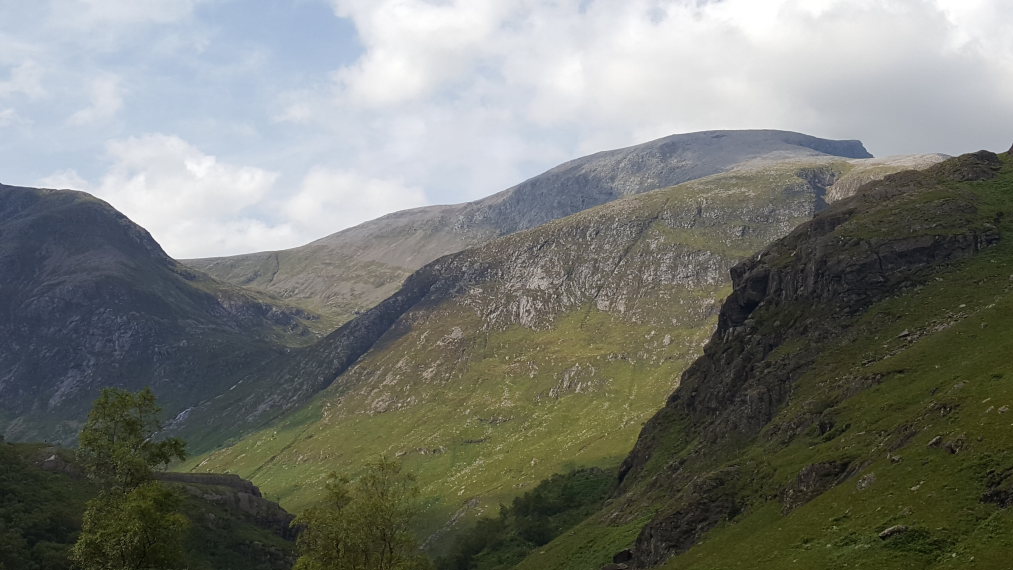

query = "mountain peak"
[{"left": 188, "top": 130, "right": 874, "bottom": 327}]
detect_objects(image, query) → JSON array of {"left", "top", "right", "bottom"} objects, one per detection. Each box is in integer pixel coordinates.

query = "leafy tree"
[
  {"left": 71, "top": 482, "right": 189, "bottom": 570},
  {"left": 71, "top": 387, "right": 189, "bottom": 570},
  {"left": 76, "top": 387, "right": 186, "bottom": 492},
  {"left": 294, "top": 457, "right": 431, "bottom": 570}
]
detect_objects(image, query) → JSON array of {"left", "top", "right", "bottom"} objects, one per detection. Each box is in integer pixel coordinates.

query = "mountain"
[
  {"left": 0, "top": 184, "right": 319, "bottom": 445},
  {"left": 184, "top": 152, "right": 943, "bottom": 545},
  {"left": 509, "top": 149, "right": 1013, "bottom": 569},
  {"left": 186, "top": 130, "right": 874, "bottom": 328}
]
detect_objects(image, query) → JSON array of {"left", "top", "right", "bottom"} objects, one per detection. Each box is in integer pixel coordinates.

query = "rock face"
[
  {"left": 595, "top": 151, "right": 1008, "bottom": 569},
  {"left": 187, "top": 130, "right": 873, "bottom": 326},
  {"left": 0, "top": 185, "right": 316, "bottom": 445},
  {"left": 190, "top": 153, "right": 939, "bottom": 533},
  {"left": 156, "top": 472, "right": 296, "bottom": 540}
]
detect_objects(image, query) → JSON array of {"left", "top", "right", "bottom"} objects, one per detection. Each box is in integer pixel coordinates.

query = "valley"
[{"left": 9, "top": 130, "right": 1009, "bottom": 570}]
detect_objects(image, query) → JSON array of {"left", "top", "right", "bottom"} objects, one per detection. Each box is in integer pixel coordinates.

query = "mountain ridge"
[{"left": 186, "top": 130, "right": 873, "bottom": 327}]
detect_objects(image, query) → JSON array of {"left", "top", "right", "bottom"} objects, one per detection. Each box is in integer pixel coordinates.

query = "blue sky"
[{"left": 1, "top": 0, "right": 1011, "bottom": 258}]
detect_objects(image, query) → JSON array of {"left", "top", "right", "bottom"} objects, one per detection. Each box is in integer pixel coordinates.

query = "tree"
[
  {"left": 293, "top": 457, "right": 432, "bottom": 570},
  {"left": 76, "top": 387, "right": 186, "bottom": 492},
  {"left": 71, "top": 482, "right": 189, "bottom": 570},
  {"left": 71, "top": 387, "right": 189, "bottom": 570}
]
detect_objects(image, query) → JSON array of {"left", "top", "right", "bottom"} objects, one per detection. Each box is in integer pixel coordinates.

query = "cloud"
[
  {"left": 0, "top": 61, "right": 46, "bottom": 99},
  {"left": 84, "top": 134, "right": 287, "bottom": 258},
  {"left": 285, "top": 167, "right": 429, "bottom": 239},
  {"left": 48, "top": 0, "right": 202, "bottom": 28},
  {"left": 68, "top": 74, "right": 124, "bottom": 125},
  {"left": 0, "top": 108, "right": 31, "bottom": 127},
  {"left": 331, "top": 0, "right": 516, "bottom": 106},
  {"left": 10, "top": 0, "right": 1013, "bottom": 260},
  {"left": 39, "top": 134, "right": 433, "bottom": 259},
  {"left": 38, "top": 169, "right": 88, "bottom": 189},
  {"left": 315, "top": 0, "right": 1013, "bottom": 160}
]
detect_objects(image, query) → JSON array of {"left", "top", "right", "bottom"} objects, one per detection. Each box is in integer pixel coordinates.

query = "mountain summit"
[{"left": 187, "top": 130, "right": 872, "bottom": 326}]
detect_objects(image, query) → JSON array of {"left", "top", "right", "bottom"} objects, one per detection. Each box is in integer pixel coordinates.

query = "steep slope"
[
  {"left": 514, "top": 149, "right": 1013, "bottom": 570},
  {"left": 0, "top": 439, "right": 295, "bottom": 570},
  {"left": 0, "top": 184, "right": 318, "bottom": 445},
  {"left": 187, "top": 130, "right": 873, "bottom": 327},
  {"left": 184, "top": 154, "right": 939, "bottom": 543}
]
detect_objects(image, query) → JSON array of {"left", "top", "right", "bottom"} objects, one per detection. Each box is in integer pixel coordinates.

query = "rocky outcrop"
[
  {"left": 157, "top": 472, "right": 297, "bottom": 540},
  {"left": 615, "top": 151, "right": 1004, "bottom": 567}
]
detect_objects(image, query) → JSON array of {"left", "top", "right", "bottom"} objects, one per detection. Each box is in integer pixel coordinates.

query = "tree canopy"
[
  {"left": 76, "top": 387, "right": 186, "bottom": 492},
  {"left": 294, "top": 457, "right": 431, "bottom": 570}
]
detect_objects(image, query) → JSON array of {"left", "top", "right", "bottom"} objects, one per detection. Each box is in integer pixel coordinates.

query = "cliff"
[{"left": 515, "top": 149, "right": 1013, "bottom": 569}]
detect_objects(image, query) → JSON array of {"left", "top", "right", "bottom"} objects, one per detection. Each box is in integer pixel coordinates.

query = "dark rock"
[
  {"left": 613, "top": 549, "right": 634, "bottom": 563},
  {"left": 944, "top": 433, "right": 966, "bottom": 454},
  {"left": 780, "top": 460, "right": 856, "bottom": 513},
  {"left": 631, "top": 467, "right": 743, "bottom": 568},
  {"left": 982, "top": 467, "right": 1013, "bottom": 508}
]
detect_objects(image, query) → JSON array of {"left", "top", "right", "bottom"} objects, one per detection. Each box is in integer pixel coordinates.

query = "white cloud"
[
  {"left": 38, "top": 169, "right": 88, "bottom": 189},
  {"left": 314, "top": 0, "right": 1013, "bottom": 162},
  {"left": 285, "top": 167, "right": 429, "bottom": 238},
  {"left": 0, "top": 61, "right": 46, "bottom": 99},
  {"left": 68, "top": 74, "right": 123, "bottom": 125},
  {"left": 331, "top": 0, "right": 516, "bottom": 106},
  {"left": 0, "top": 108, "right": 31, "bottom": 127},
  {"left": 38, "top": 134, "right": 433, "bottom": 259},
  {"left": 84, "top": 134, "right": 288, "bottom": 258},
  {"left": 9, "top": 0, "right": 1013, "bottom": 260}
]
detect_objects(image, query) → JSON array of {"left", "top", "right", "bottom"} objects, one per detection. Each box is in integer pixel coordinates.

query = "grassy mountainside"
[
  {"left": 0, "top": 439, "right": 295, "bottom": 570},
  {"left": 184, "top": 155, "right": 940, "bottom": 547},
  {"left": 514, "top": 149, "right": 1013, "bottom": 569},
  {"left": 0, "top": 184, "right": 320, "bottom": 446},
  {"left": 186, "top": 130, "right": 874, "bottom": 327}
]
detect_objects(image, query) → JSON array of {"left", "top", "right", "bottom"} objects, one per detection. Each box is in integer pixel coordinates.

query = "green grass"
[
  {"left": 186, "top": 305, "right": 716, "bottom": 542},
  {"left": 512, "top": 515, "right": 650, "bottom": 570}
]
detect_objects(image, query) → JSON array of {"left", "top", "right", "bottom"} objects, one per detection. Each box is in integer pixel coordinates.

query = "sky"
[{"left": 1, "top": 0, "right": 1011, "bottom": 259}]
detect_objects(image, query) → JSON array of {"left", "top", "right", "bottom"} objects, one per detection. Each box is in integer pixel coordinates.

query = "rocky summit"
[{"left": 185, "top": 130, "right": 873, "bottom": 328}]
